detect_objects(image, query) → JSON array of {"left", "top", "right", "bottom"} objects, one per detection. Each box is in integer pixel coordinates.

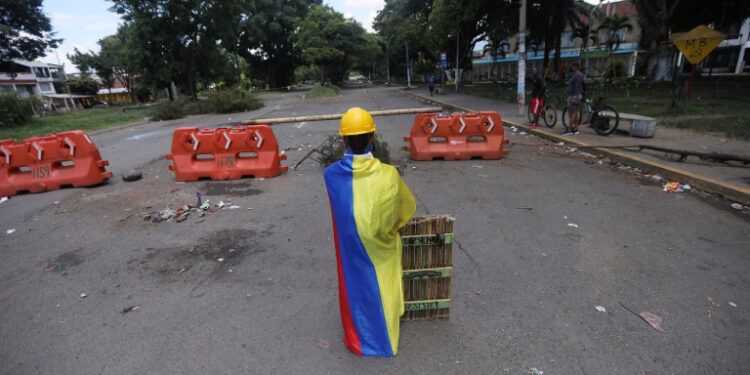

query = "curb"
[{"left": 403, "top": 90, "right": 750, "bottom": 205}]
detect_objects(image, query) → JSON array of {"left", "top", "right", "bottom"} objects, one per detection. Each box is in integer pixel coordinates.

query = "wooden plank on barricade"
[
  {"left": 400, "top": 215, "right": 455, "bottom": 321},
  {"left": 242, "top": 107, "right": 443, "bottom": 125}
]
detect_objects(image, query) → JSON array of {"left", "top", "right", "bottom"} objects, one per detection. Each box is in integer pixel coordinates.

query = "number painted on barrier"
[
  {"left": 217, "top": 155, "right": 235, "bottom": 168},
  {"left": 32, "top": 165, "right": 50, "bottom": 179}
]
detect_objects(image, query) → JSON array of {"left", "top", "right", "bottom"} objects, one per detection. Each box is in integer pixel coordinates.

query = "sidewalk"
[{"left": 404, "top": 86, "right": 750, "bottom": 204}]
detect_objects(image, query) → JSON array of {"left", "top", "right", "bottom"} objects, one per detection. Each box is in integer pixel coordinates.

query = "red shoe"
[{"left": 531, "top": 123, "right": 538, "bottom": 129}]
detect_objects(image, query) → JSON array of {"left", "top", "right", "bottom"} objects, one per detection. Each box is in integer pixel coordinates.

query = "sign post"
[
  {"left": 440, "top": 52, "right": 447, "bottom": 88},
  {"left": 671, "top": 25, "right": 726, "bottom": 99}
]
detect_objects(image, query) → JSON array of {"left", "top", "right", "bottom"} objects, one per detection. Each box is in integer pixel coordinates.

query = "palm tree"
[{"left": 598, "top": 14, "right": 633, "bottom": 77}]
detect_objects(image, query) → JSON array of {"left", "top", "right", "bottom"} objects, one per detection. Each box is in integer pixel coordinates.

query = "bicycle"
[
  {"left": 561, "top": 81, "right": 619, "bottom": 136},
  {"left": 527, "top": 96, "right": 557, "bottom": 128}
]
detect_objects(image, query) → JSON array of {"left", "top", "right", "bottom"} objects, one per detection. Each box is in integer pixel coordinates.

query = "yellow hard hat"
[{"left": 339, "top": 107, "right": 376, "bottom": 136}]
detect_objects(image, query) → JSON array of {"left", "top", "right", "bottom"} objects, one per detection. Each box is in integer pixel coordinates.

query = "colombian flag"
[{"left": 324, "top": 152, "right": 416, "bottom": 357}]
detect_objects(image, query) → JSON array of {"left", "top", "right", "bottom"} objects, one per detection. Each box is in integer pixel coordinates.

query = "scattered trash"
[
  {"left": 730, "top": 203, "right": 744, "bottom": 210},
  {"left": 218, "top": 201, "right": 226, "bottom": 209},
  {"left": 595, "top": 305, "right": 606, "bottom": 312},
  {"left": 317, "top": 339, "right": 330, "bottom": 349},
  {"left": 528, "top": 368, "right": 544, "bottom": 375},
  {"left": 619, "top": 302, "right": 663, "bottom": 332},
  {"left": 510, "top": 126, "right": 518, "bottom": 132},
  {"left": 650, "top": 175, "right": 663, "bottom": 182},
  {"left": 196, "top": 192, "right": 202, "bottom": 207},
  {"left": 200, "top": 201, "right": 210, "bottom": 210},
  {"left": 217, "top": 258, "right": 225, "bottom": 262},
  {"left": 681, "top": 184, "right": 691, "bottom": 191},
  {"left": 596, "top": 160, "right": 603, "bottom": 165},
  {"left": 247, "top": 208, "right": 253, "bottom": 210},
  {"left": 0, "top": 196, "right": 8, "bottom": 204},
  {"left": 475, "top": 291, "right": 481, "bottom": 295},
  {"left": 640, "top": 311, "right": 664, "bottom": 332},
  {"left": 177, "top": 267, "right": 188, "bottom": 274},
  {"left": 566, "top": 147, "right": 578, "bottom": 153},
  {"left": 567, "top": 223, "right": 578, "bottom": 228},
  {"left": 228, "top": 249, "right": 235, "bottom": 253},
  {"left": 662, "top": 182, "right": 684, "bottom": 193},
  {"left": 53, "top": 200, "right": 60, "bottom": 205},
  {"left": 584, "top": 160, "right": 595, "bottom": 164},
  {"left": 44, "top": 266, "right": 56, "bottom": 272},
  {"left": 581, "top": 152, "right": 596, "bottom": 158},
  {"left": 707, "top": 296, "right": 720, "bottom": 308},
  {"left": 519, "top": 131, "right": 527, "bottom": 135},
  {"left": 556, "top": 142, "right": 564, "bottom": 146},
  {"left": 6, "top": 228, "right": 15, "bottom": 234},
  {"left": 473, "top": 165, "right": 483, "bottom": 168},
  {"left": 79, "top": 293, "right": 88, "bottom": 299},
  {"left": 122, "top": 305, "right": 140, "bottom": 314},
  {"left": 228, "top": 205, "right": 240, "bottom": 209},
  {"left": 122, "top": 169, "right": 143, "bottom": 182},
  {"left": 729, "top": 302, "right": 737, "bottom": 308}
]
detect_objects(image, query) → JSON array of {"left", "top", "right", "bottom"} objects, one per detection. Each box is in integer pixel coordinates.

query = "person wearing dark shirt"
[
  {"left": 528, "top": 67, "right": 545, "bottom": 129},
  {"left": 428, "top": 75, "right": 436, "bottom": 96},
  {"left": 565, "top": 63, "right": 584, "bottom": 135}
]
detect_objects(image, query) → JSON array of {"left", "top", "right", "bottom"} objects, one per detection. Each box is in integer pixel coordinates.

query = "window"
[
  {"left": 0, "top": 84, "right": 14, "bottom": 92},
  {"left": 39, "top": 82, "right": 52, "bottom": 91},
  {"left": 34, "top": 67, "right": 50, "bottom": 78}
]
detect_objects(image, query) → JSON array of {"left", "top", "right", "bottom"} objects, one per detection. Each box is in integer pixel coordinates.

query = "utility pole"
[
  {"left": 455, "top": 31, "right": 460, "bottom": 92},
  {"left": 517, "top": 0, "right": 526, "bottom": 116},
  {"left": 405, "top": 41, "right": 411, "bottom": 88},
  {"left": 386, "top": 34, "right": 395, "bottom": 84},
  {"left": 583, "top": 0, "right": 603, "bottom": 71}
]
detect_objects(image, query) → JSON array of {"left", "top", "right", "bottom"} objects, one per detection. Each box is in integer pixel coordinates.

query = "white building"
[{"left": 0, "top": 60, "right": 67, "bottom": 97}]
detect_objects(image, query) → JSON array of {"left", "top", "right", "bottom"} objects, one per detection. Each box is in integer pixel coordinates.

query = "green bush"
[
  {"left": 151, "top": 100, "right": 185, "bottom": 121},
  {"left": 305, "top": 85, "right": 339, "bottom": 98},
  {"left": 0, "top": 92, "right": 36, "bottom": 128},
  {"left": 208, "top": 88, "right": 263, "bottom": 113}
]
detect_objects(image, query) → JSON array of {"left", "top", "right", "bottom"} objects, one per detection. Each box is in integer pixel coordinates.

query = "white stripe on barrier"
[
  {"left": 430, "top": 118, "right": 438, "bottom": 134},
  {"left": 223, "top": 132, "right": 232, "bottom": 150},
  {"left": 459, "top": 117, "right": 466, "bottom": 134},
  {"left": 256, "top": 133, "right": 264, "bottom": 148},
  {"left": 83, "top": 134, "right": 93, "bottom": 144},
  {"left": 191, "top": 133, "right": 199, "bottom": 151},
  {"left": 487, "top": 117, "right": 495, "bottom": 132},
  {"left": 0, "top": 146, "right": 9, "bottom": 164},
  {"left": 32, "top": 142, "right": 43, "bottom": 160},
  {"left": 64, "top": 137, "right": 75, "bottom": 156}
]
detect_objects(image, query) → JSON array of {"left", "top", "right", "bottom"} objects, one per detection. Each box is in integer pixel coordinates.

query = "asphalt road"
[{"left": 1, "top": 87, "right": 749, "bottom": 374}]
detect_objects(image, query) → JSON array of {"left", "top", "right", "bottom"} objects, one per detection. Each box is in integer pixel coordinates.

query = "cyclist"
[
  {"left": 528, "top": 67, "right": 545, "bottom": 129},
  {"left": 564, "top": 63, "right": 584, "bottom": 135}
]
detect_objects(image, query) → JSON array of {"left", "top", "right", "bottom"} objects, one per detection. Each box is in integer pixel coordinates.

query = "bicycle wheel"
[
  {"left": 591, "top": 105, "right": 620, "bottom": 136},
  {"left": 543, "top": 104, "right": 557, "bottom": 128},
  {"left": 561, "top": 105, "right": 582, "bottom": 132}
]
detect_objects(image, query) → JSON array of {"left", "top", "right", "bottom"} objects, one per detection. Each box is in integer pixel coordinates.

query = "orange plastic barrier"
[
  {"left": 165, "top": 125, "right": 288, "bottom": 181},
  {"left": 0, "top": 131, "right": 112, "bottom": 197},
  {"left": 403, "top": 111, "right": 509, "bottom": 160}
]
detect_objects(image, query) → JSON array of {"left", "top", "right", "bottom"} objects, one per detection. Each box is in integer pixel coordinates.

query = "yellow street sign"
[{"left": 671, "top": 25, "right": 726, "bottom": 64}]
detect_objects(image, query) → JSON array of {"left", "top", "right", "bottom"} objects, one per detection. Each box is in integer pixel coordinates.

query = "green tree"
[
  {"left": 67, "top": 76, "right": 100, "bottom": 95},
  {"left": 97, "top": 25, "right": 137, "bottom": 103},
  {"left": 294, "top": 5, "right": 368, "bottom": 83},
  {"left": 111, "top": 0, "right": 230, "bottom": 100},
  {"left": 598, "top": 14, "right": 633, "bottom": 77},
  {"left": 219, "top": 0, "right": 321, "bottom": 87},
  {"left": 68, "top": 47, "right": 114, "bottom": 102},
  {"left": 0, "top": 0, "right": 62, "bottom": 64}
]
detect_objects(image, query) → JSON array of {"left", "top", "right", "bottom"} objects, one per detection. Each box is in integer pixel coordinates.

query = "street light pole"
[
  {"left": 583, "top": 0, "right": 603, "bottom": 72},
  {"left": 517, "top": 0, "right": 526, "bottom": 116},
  {"left": 405, "top": 41, "right": 411, "bottom": 88},
  {"left": 386, "top": 34, "right": 395, "bottom": 84},
  {"left": 455, "top": 31, "right": 460, "bottom": 92}
]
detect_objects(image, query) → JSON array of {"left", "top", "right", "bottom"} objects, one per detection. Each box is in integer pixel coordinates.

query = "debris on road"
[
  {"left": 122, "top": 169, "right": 143, "bottom": 182},
  {"left": 228, "top": 205, "right": 240, "bottom": 209},
  {"left": 6, "top": 228, "right": 15, "bottom": 234},
  {"left": 707, "top": 296, "right": 720, "bottom": 308},
  {"left": 619, "top": 301, "right": 663, "bottom": 332},
  {"left": 595, "top": 305, "right": 606, "bottom": 312},
  {"left": 79, "top": 293, "right": 88, "bottom": 299},
  {"left": 663, "top": 182, "right": 685, "bottom": 193},
  {"left": 475, "top": 291, "right": 481, "bottom": 295},
  {"left": 510, "top": 126, "right": 518, "bottom": 132},
  {"left": 528, "top": 367, "right": 544, "bottom": 375},
  {"left": 0, "top": 196, "right": 8, "bottom": 204},
  {"left": 122, "top": 305, "right": 140, "bottom": 314},
  {"left": 729, "top": 302, "right": 737, "bottom": 308},
  {"left": 196, "top": 192, "right": 202, "bottom": 206},
  {"left": 317, "top": 339, "right": 330, "bottom": 349},
  {"left": 730, "top": 203, "right": 744, "bottom": 210},
  {"left": 567, "top": 223, "right": 579, "bottom": 228},
  {"left": 217, "top": 258, "right": 225, "bottom": 262}
]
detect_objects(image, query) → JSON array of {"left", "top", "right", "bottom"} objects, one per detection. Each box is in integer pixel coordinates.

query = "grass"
[
  {"left": 0, "top": 107, "right": 152, "bottom": 141},
  {"left": 305, "top": 85, "right": 340, "bottom": 99},
  {"left": 462, "top": 77, "right": 750, "bottom": 140}
]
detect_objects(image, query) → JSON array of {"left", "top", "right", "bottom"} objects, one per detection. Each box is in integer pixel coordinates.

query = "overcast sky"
[{"left": 41, "top": 0, "right": 602, "bottom": 73}]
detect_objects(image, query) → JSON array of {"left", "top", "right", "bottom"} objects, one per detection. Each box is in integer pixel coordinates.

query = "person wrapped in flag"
[{"left": 324, "top": 107, "right": 416, "bottom": 357}]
